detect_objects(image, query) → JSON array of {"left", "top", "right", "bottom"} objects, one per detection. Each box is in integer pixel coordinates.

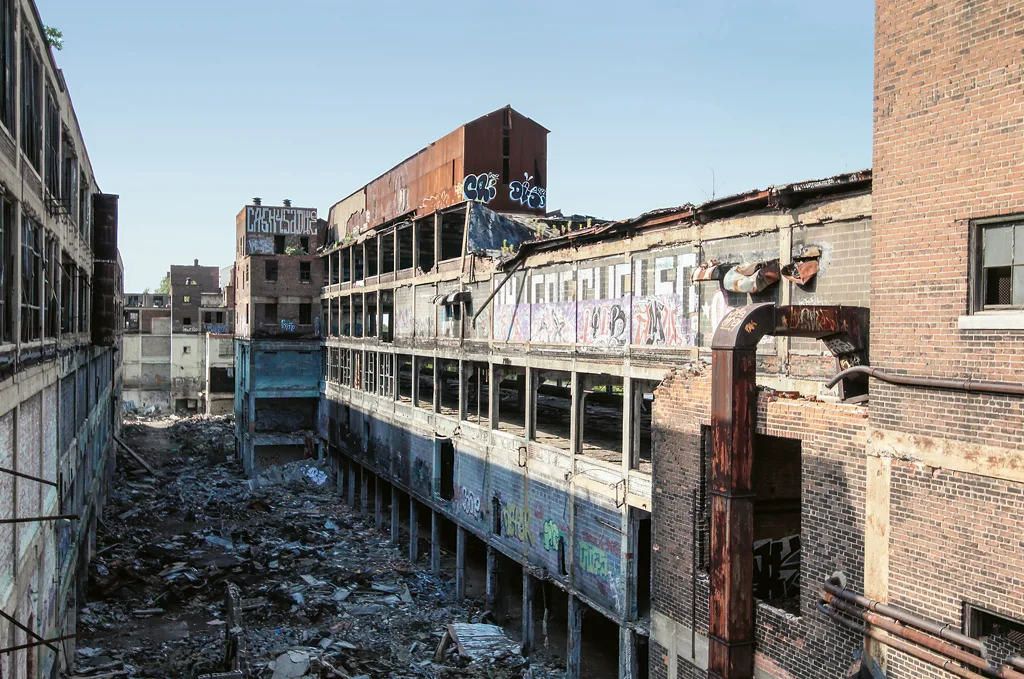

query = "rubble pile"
[{"left": 80, "top": 417, "right": 560, "bottom": 679}]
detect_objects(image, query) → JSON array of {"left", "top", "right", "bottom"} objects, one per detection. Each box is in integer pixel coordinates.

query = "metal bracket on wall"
[{"left": 614, "top": 479, "right": 626, "bottom": 508}]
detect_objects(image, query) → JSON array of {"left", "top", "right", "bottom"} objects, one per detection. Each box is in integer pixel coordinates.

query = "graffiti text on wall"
[
  {"left": 509, "top": 173, "right": 546, "bottom": 209},
  {"left": 633, "top": 297, "right": 690, "bottom": 346},
  {"left": 280, "top": 319, "right": 296, "bottom": 332},
  {"left": 542, "top": 519, "right": 563, "bottom": 552},
  {"left": 462, "top": 173, "right": 499, "bottom": 204},
  {"left": 501, "top": 501, "right": 534, "bottom": 545},
  {"left": 580, "top": 301, "right": 629, "bottom": 347},
  {"left": 578, "top": 540, "right": 612, "bottom": 578},
  {"left": 457, "top": 486, "right": 481, "bottom": 518},
  {"left": 246, "top": 206, "right": 318, "bottom": 235},
  {"left": 753, "top": 534, "right": 800, "bottom": 600}
]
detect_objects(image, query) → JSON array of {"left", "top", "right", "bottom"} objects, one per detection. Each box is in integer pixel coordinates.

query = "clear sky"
[{"left": 38, "top": 0, "right": 874, "bottom": 292}]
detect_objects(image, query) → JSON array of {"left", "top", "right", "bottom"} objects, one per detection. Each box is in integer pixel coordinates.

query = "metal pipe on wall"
[{"left": 826, "top": 365, "right": 1024, "bottom": 396}]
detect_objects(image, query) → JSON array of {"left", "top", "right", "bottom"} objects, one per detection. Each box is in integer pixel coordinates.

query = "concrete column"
[
  {"left": 567, "top": 595, "right": 583, "bottom": 679},
  {"left": 458, "top": 360, "right": 468, "bottom": 421},
  {"left": 522, "top": 571, "right": 536, "bottom": 655},
  {"left": 489, "top": 365, "right": 501, "bottom": 430},
  {"left": 618, "top": 626, "right": 638, "bottom": 679},
  {"left": 360, "top": 469, "right": 370, "bottom": 515},
  {"left": 433, "top": 213, "right": 441, "bottom": 270},
  {"left": 347, "top": 460, "right": 357, "bottom": 507},
  {"left": 455, "top": 526, "right": 467, "bottom": 600},
  {"left": 485, "top": 545, "right": 498, "bottom": 609},
  {"left": 570, "top": 372, "right": 583, "bottom": 455},
  {"left": 525, "top": 368, "right": 535, "bottom": 440},
  {"left": 431, "top": 511, "right": 442, "bottom": 575},
  {"left": 409, "top": 499, "right": 419, "bottom": 562},
  {"left": 621, "top": 376, "right": 634, "bottom": 470},
  {"left": 432, "top": 361, "right": 440, "bottom": 413},
  {"left": 391, "top": 488, "right": 401, "bottom": 545},
  {"left": 412, "top": 356, "right": 421, "bottom": 408},
  {"left": 374, "top": 480, "right": 384, "bottom": 531}
]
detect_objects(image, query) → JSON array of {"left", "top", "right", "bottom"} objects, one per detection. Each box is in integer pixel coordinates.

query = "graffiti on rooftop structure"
[
  {"left": 462, "top": 173, "right": 499, "bottom": 204},
  {"left": 246, "top": 206, "right": 318, "bottom": 235},
  {"left": 509, "top": 173, "right": 546, "bottom": 209}
]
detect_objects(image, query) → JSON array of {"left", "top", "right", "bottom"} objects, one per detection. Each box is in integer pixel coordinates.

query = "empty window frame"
[
  {"left": 20, "top": 214, "right": 41, "bottom": 341},
  {"left": 630, "top": 380, "right": 658, "bottom": 472},
  {"left": 330, "top": 250, "right": 340, "bottom": 285},
  {"left": 300, "top": 236, "right": 309, "bottom": 254},
  {"left": 299, "top": 303, "right": 312, "bottom": 325},
  {"left": 182, "top": 316, "right": 192, "bottom": 326},
  {"left": 21, "top": 33, "right": 41, "bottom": 170},
  {"left": 439, "top": 206, "right": 466, "bottom": 262},
  {"left": 365, "top": 292, "right": 378, "bottom": 338},
  {"left": 340, "top": 348, "right": 352, "bottom": 386},
  {"left": 579, "top": 375, "right": 624, "bottom": 463},
  {"left": 263, "top": 302, "right": 278, "bottom": 324},
  {"left": 274, "top": 235, "right": 285, "bottom": 254},
  {"left": 415, "top": 216, "right": 435, "bottom": 273},
  {"left": 397, "top": 355, "right": 413, "bottom": 402},
  {"left": 397, "top": 226, "right": 413, "bottom": 270},
  {"left": 353, "top": 243, "right": 364, "bottom": 281},
  {"left": 61, "top": 134, "right": 78, "bottom": 220},
  {"left": 0, "top": 199, "right": 12, "bottom": 342},
  {"left": 533, "top": 369, "right": 572, "bottom": 449},
  {"left": 43, "top": 233, "right": 58, "bottom": 338},
  {"left": 300, "top": 261, "right": 311, "bottom": 282},
  {"left": 380, "top": 290, "right": 393, "bottom": 343},
  {"left": 380, "top": 230, "right": 395, "bottom": 274},
  {"left": 342, "top": 246, "right": 352, "bottom": 282},
  {"left": 77, "top": 272, "right": 89, "bottom": 333},
  {"left": 327, "top": 346, "right": 340, "bottom": 383},
  {"left": 365, "top": 236, "right": 379, "bottom": 277},
  {"left": 364, "top": 351, "right": 377, "bottom": 394},
  {"left": 975, "top": 220, "right": 1024, "bottom": 310},
  {"left": 323, "top": 299, "right": 332, "bottom": 336},
  {"left": 465, "top": 362, "right": 490, "bottom": 426},
  {"left": 437, "top": 359, "right": 460, "bottom": 417},
  {"left": 339, "top": 296, "right": 351, "bottom": 337},
  {"left": 0, "top": 0, "right": 13, "bottom": 132},
  {"left": 204, "top": 311, "right": 212, "bottom": 324},
  {"left": 964, "top": 604, "right": 1024, "bottom": 662},
  {"left": 60, "top": 252, "right": 74, "bottom": 335},
  {"left": 497, "top": 366, "right": 527, "bottom": 435},
  {"left": 378, "top": 352, "right": 394, "bottom": 398},
  {"left": 352, "top": 295, "right": 363, "bottom": 338},
  {"left": 265, "top": 259, "right": 278, "bottom": 281},
  {"left": 415, "top": 357, "right": 434, "bottom": 411},
  {"left": 79, "top": 172, "right": 89, "bottom": 240},
  {"left": 751, "top": 434, "right": 802, "bottom": 612},
  {"left": 44, "top": 87, "right": 58, "bottom": 195}
]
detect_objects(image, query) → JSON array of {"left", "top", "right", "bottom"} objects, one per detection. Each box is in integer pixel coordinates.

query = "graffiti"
[
  {"left": 579, "top": 301, "right": 628, "bottom": 347},
  {"left": 419, "top": 186, "right": 459, "bottom": 214},
  {"left": 457, "top": 486, "right": 481, "bottom": 518},
  {"left": 710, "top": 289, "right": 733, "bottom": 334},
  {"left": 509, "top": 173, "right": 546, "bottom": 209},
  {"left": 304, "top": 466, "right": 328, "bottom": 486},
  {"left": 753, "top": 534, "right": 801, "bottom": 600},
  {"left": 578, "top": 540, "right": 612, "bottom": 577},
  {"left": 396, "top": 309, "right": 414, "bottom": 338},
  {"left": 280, "top": 319, "right": 296, "bottom": 332},
  {"left": 494, "top": 304, "right": 528, "bottom": 342},
  {"left": 462, "top": 173, "right": 499, "bottom": 204},
  {"left": 501, "top": 502, "right": 534, "bottom": 545},
  {"left": 313, "top": 315, "right": 321, "bottom": 336},
  {"left": 246, "top": 205, "right": 318, "bottom": 235},
  {"left": 247, "top": 236, "right": 275, "bottom": 255},
  {"left": 633, "top": 297, "right": 692, "bottom": 346},
  {"left": 542, "top": 519, "right": 563, "bottom": 552},
  {"left": 532, "top": 303, "right": 574, "bottom": 344}
]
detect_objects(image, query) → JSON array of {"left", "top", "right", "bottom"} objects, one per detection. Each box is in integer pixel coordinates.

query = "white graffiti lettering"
[{"left": 246, "top": 206, "right": 318, "bottom": 235}]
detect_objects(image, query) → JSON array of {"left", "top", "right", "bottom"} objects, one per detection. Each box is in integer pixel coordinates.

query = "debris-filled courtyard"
[{"left": 76, "top": 416, "right": 565, "bottom": 679}]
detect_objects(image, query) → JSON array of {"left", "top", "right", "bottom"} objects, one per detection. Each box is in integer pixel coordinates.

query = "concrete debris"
[{"left": 79, "top": 416, "right": 562, "bottom": 679}]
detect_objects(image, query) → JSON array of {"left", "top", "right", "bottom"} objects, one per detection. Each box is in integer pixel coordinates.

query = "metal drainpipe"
[{"left": 826, "top": 365, "right": 1024, "bottom": 396}]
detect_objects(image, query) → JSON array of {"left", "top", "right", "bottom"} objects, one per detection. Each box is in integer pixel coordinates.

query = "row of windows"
[{"left": 0, "top": 196, "right": 91, "bottom": 343}]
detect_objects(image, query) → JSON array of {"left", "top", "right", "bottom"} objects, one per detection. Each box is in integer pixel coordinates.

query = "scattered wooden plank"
[{"left": 114, "top": 436, "right": 156, "bottom": 475}]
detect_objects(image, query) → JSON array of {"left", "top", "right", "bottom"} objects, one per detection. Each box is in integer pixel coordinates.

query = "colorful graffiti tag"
[
  {"left": 501, "top": 501, "right": 534, "bottom": 545},
  {"left": 632, "top": 296, "right": 693, "bottom": 346},
  {"left": 457, "top": 486, "right": 481, "bottom": 518},
  {"left": 578, "top": 300, "right": 629, "bottom": 347},
  {"left": 509, "top": 173, "right": 546, "bottom": 209},
  {"left": 753, "top": 534, "right": 801, "bottom": 600},
  {"left": 462, "top": 173, "right": 499, "bottom": 204},
  {"left": 578, "top": 540, "right": 612, "bottom": 577},
  {"left": 532, "top": 302, "right": 575, "bottom": 344},
  {"left": 542, "top": 519, "right": 564, "bottom": 552}
]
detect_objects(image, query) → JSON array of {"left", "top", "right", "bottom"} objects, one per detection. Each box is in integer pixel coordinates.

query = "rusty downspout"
[{"left": 826, "top": 366, "right": 1024, "bottom": 396}]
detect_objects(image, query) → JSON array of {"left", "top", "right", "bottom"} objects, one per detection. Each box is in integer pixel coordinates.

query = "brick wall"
[
  {"left": 651, "top": 367, "right": 868, "bottom": 678},
  {"left": 873, "top": 0, "right": 1024, "bottom": 444}
]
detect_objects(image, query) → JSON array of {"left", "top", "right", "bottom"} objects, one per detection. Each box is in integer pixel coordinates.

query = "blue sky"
[{"left": 38, "top": 1, "right": 874, "bottom": 292}]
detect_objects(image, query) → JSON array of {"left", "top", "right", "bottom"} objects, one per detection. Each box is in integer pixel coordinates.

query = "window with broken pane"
[{"left": 981, "top": 222, "right": 1024, "bottom": 309}]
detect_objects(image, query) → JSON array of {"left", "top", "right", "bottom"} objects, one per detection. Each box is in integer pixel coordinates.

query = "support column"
[
  {"left": 618, "top": 627, "right": 639, "bottom": 679},
  {"left": 413, "top": 357, "right": 420, "bottom": 407},
  {"left": 432, "top": 361, "right": 440, "bottom": 413},
  {"left": 621, "top": 376, "right": 634, "bottom": 470},
  {"left": 522, "top": 571, "right": 536, "bottom": 655},
  {"left": 360, "top": 470, "right": 369, "bottom": 516},
  {"left": 347, "top": 460, "right": 357, "bottom": 507},
  {"left": 488, "top": 365, "right": 501, "bottom": 430},
  {"left": 375, "top": 480, "right": 384, "bottom": 531},
  {"left": 485, "top": 545, "right": 498, "bottom": 609},
  {"left": 567, "top": 595, "right": 583, "bottom": 679},
  {"left": 391, "top": 488, "right": 401, "bottom": 545},
  {"left": 525, "top": 368, "right": 536, "bottom": 440},
  {"left": 409, "top": 499, "right": 419, "bottom": 562},
  {"left": 458, "top": 360, "right": 468, "bottom": 421},
  {"left": 455, "top": 526, "right": 467, "bottom": 600},
  {"left": 431, "top": 511, "right": 442, "bottom": 575},
  {"left": 570, "top": 372, "right": 583, "bottom": 456}
]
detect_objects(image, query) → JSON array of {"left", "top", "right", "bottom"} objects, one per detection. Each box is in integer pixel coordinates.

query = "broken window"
[
  {"left": 339, "top": 296, "right": 350, "bottom": 336},
  {"left": 352, "top": 295, "right": 363, "bottom": 338},
  {"left": 533, "top": 369, "right": 571, "bottom": 450},
  {"left": 497, "top": 366, "right": 527, "bottom": 435},
  {"left": 437, "top": 359, "right": 460, "bottom": 417},
  {"left": 380, "top": 230, "right": 395, "bottom": 274},
  {"left": 216, "top": 311, "right": 224, "bottom": 323},
  {"left": 330, "top": 250, "right": 340, "bottom": 285},
  {"left": 60, "top": 252, "right": 74, "bottom": 335},
  {"left": 378, "top": 352, "right": 394, "bottom": 398},
  {"left": 397, "top": 355, "right": 413, "bottom": 402},
  {"left": 204, "top": 311, "right": 212, "bottom": 324},
  {"left": 263, "top": 303, "right": 277, "bottom": 324},
  {"left": 965, "top": 605, "right": 1024, "bottom": 663},
  {"left": 21, "top": 33, "right": 41, "bottom": 170},
  {"left": 0, "top": 199, "right": 12, "bottom": 342},
  {"left": 751, "top": 434, "right": 802, "bottom": 613},
  {"left": 465, "top": 362, "right": 490, "bottom": 426},
  {"left": 366, "top": 292, "right": 378, "bottom": 338},
  {"left": 366, "top": 237, "right": 379, "bottom": 277},
  {"left": 415, "top": 216, "right": 435, "bottom": 273},
  {"left": 440, "top": 206, "right": 466, "bottom": 262},
  {"left": 322, "top": 299, "right": 332, "bottom": 336},
  {"left": 397, "top": 226, "right": 413, "bottom": 270},
  {"left": 630, "top": 381, "right": 657, "bottom": 472},
  {"left": 0, "top": 0, "right": 13, "bottom": 133},
  {"left": 579, "top": 375, "right": 624, "bottom": 462},
  {"left": 265, "top": 260, "right": 278, "bottom": 282},
  {"left": 353, "top": 243, "right": 364, "bottom": 280},
  {"left": 274, "top": 235, "right": 285, "bottom": 254},
  {"left": 364, "top": 351, "right": 377, "bottom": 394},
  {"left": 20, "top": 214, "right": 41, "bottom": 341},
  {"left": 79, "top": 276, "right": 90, "bottom": 333},
  {"left": 44, "top": 87, "right": 58, "bottom": 195},
  {"left": 341, "top": 349, "right": 352, "bottom": 386},
  {"left": 415, "top": 357, "right": 434, "bottom": 411},
  {"left": 300, "top": 236, "right": 309, "bottom": 254},
  {"left": 299, "top": 303, "right": 311, "bottom": 325},
  {"left": 978, "top": 221, "right": 1024, "bottom": 309},
  {"left": 342, "top": 247, "right": 352, "bottom": 282},
  {"left": 62, "top": 135, "right": 78, "bottom": 220},
  {"left": 79, "top": 172, "right": 89, "bottom": 240},
  {"left": 380, "top": 290, "right": 393, "bottom": 343},
  {"left": 182, "top": 316, "right": 191, "bottom": 326},
  {"left": 437, "top": 437, "right": 455, "bottom": 501},
  {"left": 300, "top": 261, "right": 311, "bottom": 282}
]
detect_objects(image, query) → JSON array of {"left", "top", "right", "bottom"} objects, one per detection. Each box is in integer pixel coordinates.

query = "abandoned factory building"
[{"left": 0, "top": 1, "right": 124, "bottom": 676}]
